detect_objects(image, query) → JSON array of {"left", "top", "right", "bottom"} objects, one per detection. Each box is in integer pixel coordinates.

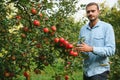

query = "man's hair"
[{"left": 86, "top": 2, "right": 99, "bottom": 10}]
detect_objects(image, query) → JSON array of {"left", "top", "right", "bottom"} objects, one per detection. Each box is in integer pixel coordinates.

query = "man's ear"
[{"left": 98, "top": 10, "right": 101, "bottom": 14}]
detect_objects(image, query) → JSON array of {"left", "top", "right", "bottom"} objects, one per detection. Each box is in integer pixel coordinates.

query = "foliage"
[
  {"left": 0, "top": 0, "right": 84, "bottom": 80},
  {"left": 99, "top": 1, "right": 120, "bottom": 79}
]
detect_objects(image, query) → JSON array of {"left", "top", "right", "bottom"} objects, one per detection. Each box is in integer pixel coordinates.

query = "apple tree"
[{"left": 0, "top": 0, "right": 84, "bottom": 80}]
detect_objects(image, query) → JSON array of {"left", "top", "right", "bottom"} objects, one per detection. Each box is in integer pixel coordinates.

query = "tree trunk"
[{"left": 26, "top": 77, "right": 30, "bottom": 80}]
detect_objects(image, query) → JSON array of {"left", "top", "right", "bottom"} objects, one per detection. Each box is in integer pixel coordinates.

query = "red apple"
[
  {"left": 33, "top": 20, "right": 40, "bottom": 26},
  {"left": 31, "top": 8, "right": 37, "bottom": 15},
  {"left": 65, "top": 75, "right": 69, "bottom": 80},
  {"left": 43, "top": 28, "right": 49, "bottom": 33},
  {"left": 67, "top": 62, "right": 71, "bottom": 65},
  {"left": 54, "top": 38, "right": 59, "bottom": 43},
  {"left": 63, "top": 40, "right": 69, "bottom": 46},
  {"left": 59, "top": 37, "right": 65, "bottom": 43},
  {"left": 23, "top": 71, "right": 30, "bottom": 78},
  {"left": 66, "top": 43, "right": 73, "bottom": 49},
  {"left": 51, "top": 26, "right": 56, "bottom": 31},
  {"left": 69, "top": 50, "right": 78, "bottom": 57},
  {"left": 16, "top": 15, "right": 21, "bottom": 20}
]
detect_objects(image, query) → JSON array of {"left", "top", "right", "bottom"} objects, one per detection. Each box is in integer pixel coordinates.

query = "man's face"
[{"left": 86, "top": 5, "right": 99, "bottom": 21}]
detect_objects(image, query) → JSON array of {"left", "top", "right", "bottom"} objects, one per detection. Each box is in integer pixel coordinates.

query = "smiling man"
[{"left": 75, "top": 2, "right": 116, "bottom": 80}]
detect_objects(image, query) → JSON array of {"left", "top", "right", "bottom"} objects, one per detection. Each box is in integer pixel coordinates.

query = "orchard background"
[{"left": 0, "top": 0, "right": 120, "bottom": 80}]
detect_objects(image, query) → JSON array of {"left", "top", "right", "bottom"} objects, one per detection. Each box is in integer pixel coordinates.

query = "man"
[{"left": 76, "top": 2, "right": 116, "bottom": 80}]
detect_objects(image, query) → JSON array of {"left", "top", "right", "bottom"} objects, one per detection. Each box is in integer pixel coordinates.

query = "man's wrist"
[{"left": 90, "top": 46, "right": 93, "bottom": 52}]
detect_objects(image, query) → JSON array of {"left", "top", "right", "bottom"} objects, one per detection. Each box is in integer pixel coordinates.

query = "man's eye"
[
  {"left": 87, "top": 11, "right": 90, "bottom": 13},
  {"left": 87, "top": 10, "right": 95, "bottom": 13},
  {"left": 91, "top": 10, "right": 95, "bottom": 12}
]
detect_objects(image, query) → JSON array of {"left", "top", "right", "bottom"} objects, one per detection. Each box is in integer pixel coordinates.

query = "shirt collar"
[{"left": 86, "top": 20, "right": 101, "bottom": 30}]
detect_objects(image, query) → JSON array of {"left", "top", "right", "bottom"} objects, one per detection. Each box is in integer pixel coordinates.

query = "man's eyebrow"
[{"left": 87, "top": 10, "right": 96, "bottom": 13}]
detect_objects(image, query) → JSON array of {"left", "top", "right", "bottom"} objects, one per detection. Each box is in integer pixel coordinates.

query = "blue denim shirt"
[{"left": 79, "top": 20, "right": 116, "bottom": 77}]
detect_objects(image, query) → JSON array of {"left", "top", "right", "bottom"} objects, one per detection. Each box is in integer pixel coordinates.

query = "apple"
[
  {"left": 16, "top": 15, "right": 21, "bottom": 20},
  {"left": 63, "top": 40, "right": 69, "bottom": 48},
  {"left": 54, "top": 38, "right": 59, "bottom": 43},
  {"left": 31, "top": 8, "right": 37, "bottom": 15},
  {"left": 67, "top": 62, "right": 71, "bottom": 65},
  {"left": 69, "top": 50, "right": 78, "bottom": 57},
  {"left": 21, "top": 33, "right": 26, "bottom": 38},
  {"left": 43, "top": 28, "right": 49, "bottom": 33},
  {"left": 65, "top": 75, "right": 69, "bottom": 80},
  {"left": 23, "top": 71, "right": 30, "bottom": 77},
  {"left": 33, "top": 20, "right": 40, "bottom": 26},
  {"left": 51, "top": 26, "right": 56, "bottom": 31},
  {"left": 34, "top": 69, "right": 41, "bottom": 74},
  {"left": 59, "top": 37, "right": 65, "bottom": 43},
  {"left": 11, "top": 55, "right": 16, "bottom": 61},
  {"left": 23, "top": 27, "right": 29, "bottom": 32},
  {"left": 4, "top": 72, "right": 10, "bottom": 77},
  {"left": 66, "top": 43, "right": 73, "bottom": 49},
  {"left": 73, "top": 52, "right": 78, "bottom": 56},
  {"left": 35, "top": 43, "right": 41, "bottom": 48}
]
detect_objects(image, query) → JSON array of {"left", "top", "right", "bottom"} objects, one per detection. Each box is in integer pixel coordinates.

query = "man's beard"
[{"left": 88, "top": 16, "right": 97, "bottom": 22}]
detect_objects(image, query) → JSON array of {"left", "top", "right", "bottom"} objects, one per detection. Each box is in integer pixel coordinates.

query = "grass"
[
  {"left": 12, "top": 58, "right": 83, "bottom": 80},
  {"left": 16, "top": 65, "right": 83, "bottom": 80}
]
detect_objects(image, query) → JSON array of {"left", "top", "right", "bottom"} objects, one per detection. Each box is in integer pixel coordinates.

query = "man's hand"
[{"left": 75, "top": 42, "right": 93, "bottom": 52}]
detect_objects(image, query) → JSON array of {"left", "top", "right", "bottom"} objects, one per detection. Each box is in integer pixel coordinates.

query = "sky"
[
  {"left": 78, "top": 0, "right": 117, "bottom": 7},
  {"left": 74, "top": 0, "right": 118, "bottom": 21}
]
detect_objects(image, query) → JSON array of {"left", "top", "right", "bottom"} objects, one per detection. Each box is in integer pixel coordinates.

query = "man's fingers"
[
  {"left": 77, "top": 43, "right": 85, "bottom": 47},
  {"left": 74, "top": 46, "right": 84, "bottom": 52},
  {"left": 75, "top": 47, "right": 80, "bottom": 50},
  {"left": 76, "top": 44, "right": 81, "bottom": 47},
  {"left": 81, "top": 42, "right": 85, "bottom": 45}
]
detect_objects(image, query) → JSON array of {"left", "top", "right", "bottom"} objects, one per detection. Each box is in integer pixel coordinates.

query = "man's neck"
[{"left": 89, "top": 19, "right": 98, "bottom": 28}]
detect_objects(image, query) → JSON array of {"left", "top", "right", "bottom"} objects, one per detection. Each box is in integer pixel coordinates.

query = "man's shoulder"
[
  {"left": 99, "top": 20, "right": 111, "bottom": 26},
  {"left": 99, "top": 21, "right": 113, "bottom": 30},
  {"left": 80, "top": 25, "right": 87, "bottom": 31}
]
